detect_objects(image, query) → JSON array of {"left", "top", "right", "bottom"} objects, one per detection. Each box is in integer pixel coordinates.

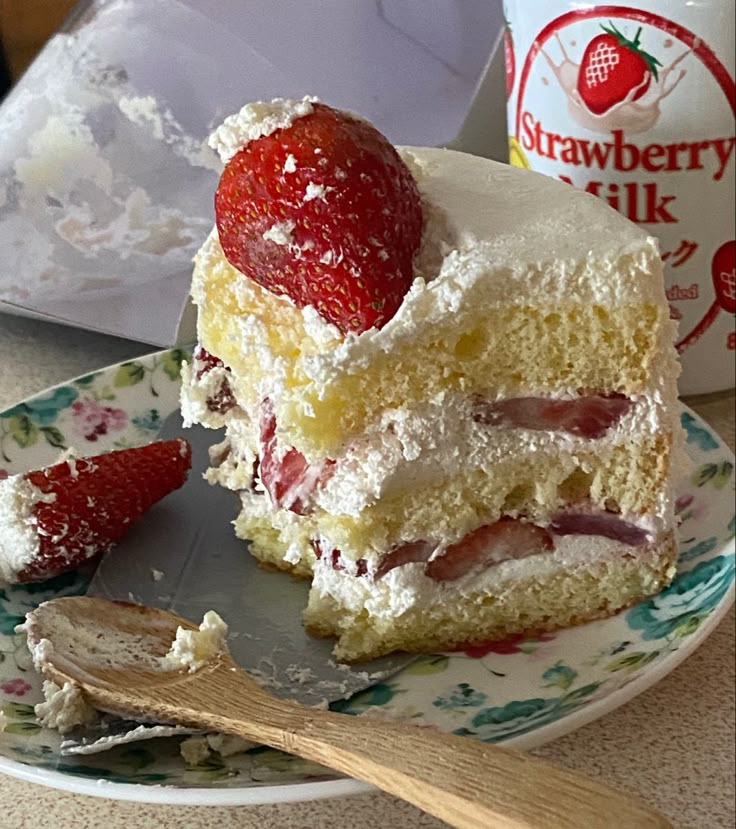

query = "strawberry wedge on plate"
[{"left": 0, "top": 438, "right": 191, "bottom": 583}]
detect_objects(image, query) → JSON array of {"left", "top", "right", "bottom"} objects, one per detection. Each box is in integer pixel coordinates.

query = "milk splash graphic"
[
  {"left": 541, "top": 33, "right": 689, "bottom": 135},
  {"left": 504, "top": 1, "right": 736, "bottom": 394}
]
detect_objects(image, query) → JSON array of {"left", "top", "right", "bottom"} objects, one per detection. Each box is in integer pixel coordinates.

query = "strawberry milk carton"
[{"left": 503, "top": 1, "right": 735, "bottom": 394}]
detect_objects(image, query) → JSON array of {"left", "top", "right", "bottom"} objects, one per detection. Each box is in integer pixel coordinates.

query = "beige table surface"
[{"left": 0, "top": 312, "right": 733, "bottom": 829}]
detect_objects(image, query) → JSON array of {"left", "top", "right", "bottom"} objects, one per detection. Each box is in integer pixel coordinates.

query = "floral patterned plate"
[{"left": 0, "top": 348, "right": 733, "bottom": 805}]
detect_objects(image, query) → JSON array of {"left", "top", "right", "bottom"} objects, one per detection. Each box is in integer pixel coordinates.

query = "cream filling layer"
[
  {"left": 314, "top": 391, "right": 677, "bottom": 517},
  {"left": 236, "top": 485, "right": 672, "bottom": 575},
  {"left": 309, "top": 534, "right": 676, "bottom": 621},
  {"left": 190, "top": 383, "right": 678, "bottom": 525}
]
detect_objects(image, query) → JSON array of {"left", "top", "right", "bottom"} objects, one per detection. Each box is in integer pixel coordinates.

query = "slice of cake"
[{"left": 181, "top": 97, "right": 682, "bottom": 662}]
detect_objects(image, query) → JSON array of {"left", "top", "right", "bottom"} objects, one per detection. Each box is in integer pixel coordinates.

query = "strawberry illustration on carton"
[
  {"left": 503, "top": 1, "right": 736, "bottom": 395},
  {"left": 577, "top": 23, "right": 662, "bottom": 115}
]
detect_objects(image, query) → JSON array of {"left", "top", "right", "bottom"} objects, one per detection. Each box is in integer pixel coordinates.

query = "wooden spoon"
[{"left": 25, "top": 597, "right": 672, "bottom": 829}]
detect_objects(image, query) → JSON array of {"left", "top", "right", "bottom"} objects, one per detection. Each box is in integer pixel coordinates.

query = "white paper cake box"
[{"left": 0, "top": 0, "right": 507, "bottom": 346}]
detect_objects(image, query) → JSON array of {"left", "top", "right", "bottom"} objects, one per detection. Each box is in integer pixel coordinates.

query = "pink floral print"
[
  {"left": 71, "top": 400, "right": 127, "bottom": 442},
  {"left": 0, "top": 678, "right": 32, "bottom": 697}
]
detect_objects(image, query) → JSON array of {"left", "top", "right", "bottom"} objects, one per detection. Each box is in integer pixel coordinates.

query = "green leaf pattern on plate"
[
  {"left": 692, "top": 461, "right": 734, "bottom": 489},
  {"left": 433, "top": 683, "right": 488, "bottom": 710},
  {"left": 161, "top": 349, "right": 188, "bottom": 381},
  {"left": 114, "top": 363, "right": 146, "bottom": 388},
  {"left": 626, "top": 555, "right": 735, "bottom": 641},
  {"left": 542, "top": 661, "right": 577, "bottom": 690},
  {"left": 454, "top": 681, "right": 602, "bottom": 742},
  {"left": 681, "top": 411, "right": 719, "bottom": 451}
]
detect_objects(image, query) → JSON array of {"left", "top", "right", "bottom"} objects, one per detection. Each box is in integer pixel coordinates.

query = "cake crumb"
[
  {"left": 180, "top": 732, "right": 254, "bottom": 764},
  {"left": 262, "top": 220, "right": 295, "bottom": 246},
  {"left": 164, "top": 610, "right": 228, "bottom": 673},
  {"left": 179, "top": 735, "right": 211, "bottom": 765},
  {"left": 205, "top": 732, "right": 255, "bottom": 756},
  {"left": 285, "top": 665, "right": 317, "bottom": 685},
  {"left": 35, "top": 680, "right": 98, "bottom": 734}
]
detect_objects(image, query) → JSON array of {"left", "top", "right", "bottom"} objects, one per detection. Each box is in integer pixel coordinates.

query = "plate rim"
[{"left": 0, "top": 347, "right": 733, "bottom": 805}]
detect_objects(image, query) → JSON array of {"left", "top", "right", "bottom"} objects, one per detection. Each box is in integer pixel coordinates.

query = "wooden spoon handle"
[
  {"left": 257, "top": 712, "right": 670, "bottom": 829},
  {"left": 167, "top": 673, "right": 672, "bottom": 829}
]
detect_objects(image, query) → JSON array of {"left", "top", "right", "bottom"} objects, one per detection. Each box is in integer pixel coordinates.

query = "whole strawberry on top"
[
  {"left": 577, "top": 23, "right": 662, "bottom": 116},
  {"left": 213, "top": 100, "right": 424, "bottom": 335},
  {"left": 0, "top": 439, "right": 191, "bottom": 583}
]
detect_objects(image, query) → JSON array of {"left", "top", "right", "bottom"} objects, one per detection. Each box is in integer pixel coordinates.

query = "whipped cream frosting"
[
  {"left": 0, "top": 474, "right": 53, "bottom": 582},
  {"left": 298, "top": 146, "right": 668, "bottom": 388},
  {"left": 209, "top": 96, "right": 317, "bottom": 163}
]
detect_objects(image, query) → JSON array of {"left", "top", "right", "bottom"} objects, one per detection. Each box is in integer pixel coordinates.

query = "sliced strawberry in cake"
[
  {"left": 550, "top": 509, "right": 651, "bottom": 546},
  {"left": 425, "top": 520, "right": 554, "bottom": 582},
  {"left": 371, "top": 521, "right": 553, "bottom": 583},
  {"left": 258, "top": 399, "right": 334, "bottom": 515},
  {"left": 374, "top": 541, "right": 435, "bottom": 580},
  {"left": 471, "top": 394, "right": 633, "bottom": 439}
]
